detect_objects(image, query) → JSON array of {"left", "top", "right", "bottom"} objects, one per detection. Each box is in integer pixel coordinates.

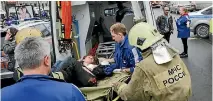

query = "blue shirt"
[
  {"left": 1, "top": 75, "right": 86, "bottom": 101},
  {"left": 176, "top": 15, "right": 190, "bottom": 38},
  {"left": 104, "top": 35, "right": 143, "bottom": 75}
]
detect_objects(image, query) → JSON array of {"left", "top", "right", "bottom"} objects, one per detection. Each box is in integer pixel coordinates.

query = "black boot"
[
  {"left": 179, "top": 52, "right": 185, "bottom": 56},
  {"left": 180, "top": 53, "right": 188, "bottom": 58}
]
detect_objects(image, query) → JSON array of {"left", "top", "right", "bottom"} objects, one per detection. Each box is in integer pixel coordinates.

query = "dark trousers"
[
  {"left": 181, "top": 38, "right": 188, "bottom": 54},
  {"left": 163, "top": 32, "right": 171, "bottom": 43}
]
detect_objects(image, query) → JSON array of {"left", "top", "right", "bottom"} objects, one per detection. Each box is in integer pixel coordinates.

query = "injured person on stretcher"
[
  {"left": 52, "top": 54, "right": 133, "bottom": 87},
  {"left": 14, "top": 55, "right": 130, "bottom": 88},
  {"left": 54, "top": 55, "right": 110, "bottom": 87}
]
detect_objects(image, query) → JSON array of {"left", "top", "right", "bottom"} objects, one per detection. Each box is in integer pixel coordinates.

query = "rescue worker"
[
  {"left": 2, "top": 29, "right": 86, "bottom": 101},
  {"left": 176, "top": 7, "right": 190, "bottom": 58},
  {"left": 2, "top": 27, "right": 18, "bottom": 71},
  {"left": 156, "top": 6, "right": 173, "bottom": 43},
  {"left": 100, "top": 23, "right": 142, "bottom": 75},
  {"left": 113, "top": 22, "right": 192, "bottom": 101}
]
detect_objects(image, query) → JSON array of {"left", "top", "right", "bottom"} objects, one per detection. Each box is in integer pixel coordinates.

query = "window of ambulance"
[{"left": 32, "top": 23, "right": 51, "bottom": 37}]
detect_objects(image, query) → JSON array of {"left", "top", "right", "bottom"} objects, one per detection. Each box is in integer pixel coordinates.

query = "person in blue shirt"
[
  {"left": 176, "top": 7, "right": 190, "bottom": 58},
  {"left": 101, "top": 23, "right": 142, "bottom": 75},
  {"left": 1, "top": 29, "right": 86, "bottom": 101}
]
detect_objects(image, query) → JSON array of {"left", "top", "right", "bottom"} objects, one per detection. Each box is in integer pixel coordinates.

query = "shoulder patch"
[{"left": 153, "top": 64, "right": 187, "bottom": 89}]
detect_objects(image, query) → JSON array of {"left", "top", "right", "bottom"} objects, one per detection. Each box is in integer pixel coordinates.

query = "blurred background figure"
[
  {"left": 156, "top": 6, "right": 173, "bottom": 43},
  {"left": 18, "top": 6, "right": 31, "bottom": 19},
  {"left": 2, "top": 27, "right": 18, "bottom": 71},
  {"left": 176, "top": 7, "right": 190, "bottom": 58}
]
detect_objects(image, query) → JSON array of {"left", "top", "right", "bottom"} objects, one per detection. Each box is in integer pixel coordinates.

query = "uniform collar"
[
  {"left": 119, "top": 35, "right": 129, "bottom": 48},
  {"left": 142, "top": 46, "right": 178, "bottom": 59},
  {"left": 19, "top": 74, "right": 51, "bottom": 81},
  {"left": 142, "top": 48, "right": 152, "bottom": 59}
]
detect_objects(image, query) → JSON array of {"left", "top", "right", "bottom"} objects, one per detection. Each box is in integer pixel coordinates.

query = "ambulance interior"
[
  {"left": 1, "top": 1, "right": 155, "bottom": 87},
  {"left": 71, "top": 1, "right": 148, "bottom": 58},
  {"left": 0, "top": 1, "right": 151, "bottom": 60}
]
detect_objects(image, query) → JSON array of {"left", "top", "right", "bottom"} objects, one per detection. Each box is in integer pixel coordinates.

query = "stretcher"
[
  {"left": 80, "top": 72, "right": 130, "bottom": 101},
  {"left": 96, "top": 42, "right": 116, "bottom": 58},
  {"left": 13, "top": 65, "right": 130, "bottom": 101}
]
